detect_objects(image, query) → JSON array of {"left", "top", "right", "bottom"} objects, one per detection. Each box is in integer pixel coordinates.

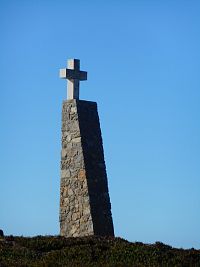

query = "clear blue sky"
[{"left": 1, "top": 0, "right": 200, "bottom": 249}]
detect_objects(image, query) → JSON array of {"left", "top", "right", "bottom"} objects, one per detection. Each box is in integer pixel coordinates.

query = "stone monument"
[{"left": 59, "top": 59, "right": 114, "bottom": 237}]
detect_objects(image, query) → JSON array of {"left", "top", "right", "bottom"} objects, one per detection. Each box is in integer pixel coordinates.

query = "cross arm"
[{"left": 60, "top": 68, "right": 87, "bottom": 81}]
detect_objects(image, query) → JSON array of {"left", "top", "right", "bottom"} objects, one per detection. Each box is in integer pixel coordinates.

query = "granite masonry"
[{"left": 60, "top": 99, "right": 114, "bottom": 237}]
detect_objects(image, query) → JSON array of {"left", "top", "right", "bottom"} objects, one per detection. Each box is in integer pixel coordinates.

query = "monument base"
[{"left": 60, "top": 100, "right": 114, "bottom": 237}]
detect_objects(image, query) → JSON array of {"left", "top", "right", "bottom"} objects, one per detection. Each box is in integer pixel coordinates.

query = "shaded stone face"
[{"left": 60, "top": 99, "right": 114, "bottom": 237}]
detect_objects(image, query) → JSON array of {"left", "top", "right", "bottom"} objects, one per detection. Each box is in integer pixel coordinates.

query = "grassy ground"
[{"left": 0, "top": 235, "right": 200, "bottom": 267}]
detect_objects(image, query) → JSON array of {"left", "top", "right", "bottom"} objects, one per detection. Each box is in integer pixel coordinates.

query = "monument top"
[{"left": 60, "top": 59, "right": 87, "bottom": 100}]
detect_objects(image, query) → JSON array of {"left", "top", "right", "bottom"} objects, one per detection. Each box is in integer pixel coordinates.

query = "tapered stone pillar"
[{"left": 60, "top": 99, "right": 114, "bottom": 237}]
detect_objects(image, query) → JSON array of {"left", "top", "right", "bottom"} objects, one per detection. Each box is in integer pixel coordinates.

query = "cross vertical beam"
[{"left": 59, "top": 59, "right": 87, "bottom": 100}]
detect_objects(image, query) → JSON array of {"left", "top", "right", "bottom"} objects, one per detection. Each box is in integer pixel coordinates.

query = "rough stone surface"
[{"left": 60, "top": 99, "right": 114, "bottom": 237}]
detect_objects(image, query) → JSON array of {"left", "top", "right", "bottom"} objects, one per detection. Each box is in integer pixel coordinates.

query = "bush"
[{"left": 0, "top": 235, "right": 199, "bottom": 267}]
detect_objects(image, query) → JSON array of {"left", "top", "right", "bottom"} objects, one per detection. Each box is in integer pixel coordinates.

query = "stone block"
[{"left": 60, "top": 99, "right": 114, "bottom": 237}]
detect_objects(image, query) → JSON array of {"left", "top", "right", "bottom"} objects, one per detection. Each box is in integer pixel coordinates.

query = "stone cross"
[{"left": 59, "top": 59, "right": 87, "bottom": 100}]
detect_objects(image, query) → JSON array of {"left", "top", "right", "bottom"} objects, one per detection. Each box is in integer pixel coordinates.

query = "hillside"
[{"left": 0, "top": 235, "right": 200, "bottom": 267}]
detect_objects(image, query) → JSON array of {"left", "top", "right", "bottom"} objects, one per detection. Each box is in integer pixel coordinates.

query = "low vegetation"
[{"left": 0, "top": 235, "right": 200, "bottom": 266}]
